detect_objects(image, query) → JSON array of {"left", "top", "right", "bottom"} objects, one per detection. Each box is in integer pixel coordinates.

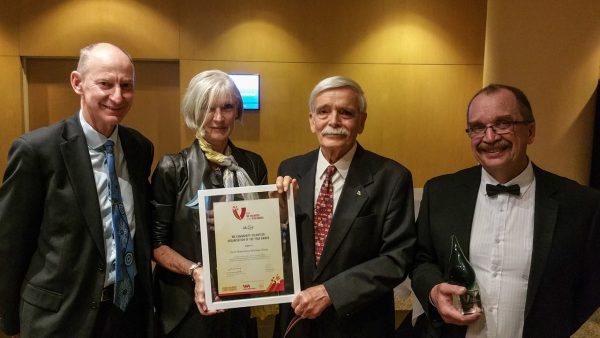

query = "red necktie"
[{"left": 314, "top": 165, "right": 336, "bottom": 265}]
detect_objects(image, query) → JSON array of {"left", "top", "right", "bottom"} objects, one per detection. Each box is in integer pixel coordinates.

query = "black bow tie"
[{"left": 486, "top": 184, "right": 520, "bottom": 197}]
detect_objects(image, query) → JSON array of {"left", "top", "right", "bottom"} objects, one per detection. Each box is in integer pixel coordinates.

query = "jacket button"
[{"left": 91, "top": 301, "right": 98, "bottom": 309}]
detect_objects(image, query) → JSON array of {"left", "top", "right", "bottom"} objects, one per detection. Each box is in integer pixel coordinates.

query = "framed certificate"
[{"left": 197, "top": 184, "right": 301, "bottom": 310}]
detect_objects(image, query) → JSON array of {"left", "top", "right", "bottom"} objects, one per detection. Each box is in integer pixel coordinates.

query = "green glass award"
[{"left": 447, "top": 235, "right": 482, "bottom": 314}]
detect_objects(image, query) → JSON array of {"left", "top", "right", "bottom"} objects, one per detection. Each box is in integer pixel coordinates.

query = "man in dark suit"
[
  {"left": 275, "top": 76, "right": 416, "bottom": 337},
  {"left": 411, "top": 84, "right": 600, "bottom": 337},
  {"left": 0, "top": 42, "right": 154, "bottom": 337}
]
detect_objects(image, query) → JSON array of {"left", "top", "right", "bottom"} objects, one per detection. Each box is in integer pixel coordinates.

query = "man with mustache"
[
  {"left": 275, "top": 76, "right": 416, "bottom": 337},
  {"left": 0, "top": 43, "right": 154, "bottom": 337},
  {"left": 410, "top": 84, "right": 600, "bottom": 337}
]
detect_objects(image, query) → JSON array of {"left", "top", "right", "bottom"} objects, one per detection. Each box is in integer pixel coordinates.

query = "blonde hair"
[{"left": 181, "top": 70, "right": 243, "bottom": 131}]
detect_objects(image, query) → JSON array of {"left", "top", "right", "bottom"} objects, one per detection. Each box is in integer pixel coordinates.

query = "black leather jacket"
[{"left": 150, "top": 140, "right": 267, "bottom": 334}]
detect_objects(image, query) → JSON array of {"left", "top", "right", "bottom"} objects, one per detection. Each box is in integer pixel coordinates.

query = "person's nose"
[
  {"left": 327, "top": 110, "right": 341, "bottom": 126},
  {"left": 212, "top": 108, "right": 225, "bottom": 121},
  {"left": 110, "top": 86, "right": 124, "bottom": 103},
  {"left": 482, "top": 125, "right": 500, "bottom": 142}
]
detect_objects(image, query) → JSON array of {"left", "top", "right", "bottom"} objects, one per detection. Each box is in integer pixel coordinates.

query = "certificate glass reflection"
[{"left": 198, "top": 184, "right": 300, "bottom": 310}]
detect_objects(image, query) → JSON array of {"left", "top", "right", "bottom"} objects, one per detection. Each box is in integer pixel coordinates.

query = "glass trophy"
[{"left": 446, "top": 235, "right": 482, "bottom": 315}]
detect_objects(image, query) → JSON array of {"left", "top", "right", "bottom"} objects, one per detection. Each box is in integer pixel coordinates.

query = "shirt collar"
[
  {"left": 79, "top": 111, "right": 119, "bottom": 150},
  {"left": 316, "top": 143, "right": 357, "bottom": 179},
  {"left": 481, "top": 161, "right": 535, "bottom": 196}
]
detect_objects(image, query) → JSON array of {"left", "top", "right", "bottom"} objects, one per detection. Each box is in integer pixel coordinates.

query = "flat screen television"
[{"left": 229, "top": 74, "right": 260, "bottom": 110}]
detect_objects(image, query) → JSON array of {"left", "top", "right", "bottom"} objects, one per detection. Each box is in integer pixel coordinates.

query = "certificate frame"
[{"left": 197, "top": 184, "right": 301, "bottom": 310}]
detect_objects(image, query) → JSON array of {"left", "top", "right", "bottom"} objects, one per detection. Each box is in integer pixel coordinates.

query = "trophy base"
[{"left": 453, "top": 289, "right": 482, "bottom": 315}]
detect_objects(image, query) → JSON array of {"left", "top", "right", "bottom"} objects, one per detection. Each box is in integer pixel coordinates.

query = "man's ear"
[
  {"left": 527, "top": 122, "right": 536, "bottom": 144},
  {"left": 358, "top": 112, "right": 367, "bottom": 134},
  {"left": 308, "top": 112, "right": 316, "bottom": 134},
  {"left": 70, "top": 71, "right": 83, "bottom": 94}
]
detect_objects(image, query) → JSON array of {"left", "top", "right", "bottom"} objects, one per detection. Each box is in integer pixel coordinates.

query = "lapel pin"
[{"left": 356, "top": 190, "right": 362, "bottom": 196}]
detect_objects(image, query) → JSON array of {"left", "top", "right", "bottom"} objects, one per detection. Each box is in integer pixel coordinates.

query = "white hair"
[{"left": 308, "top": 76, "right": 367, "bottom": 114}]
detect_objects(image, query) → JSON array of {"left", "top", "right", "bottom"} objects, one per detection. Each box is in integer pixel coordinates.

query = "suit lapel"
[
  {"left": 524, "top": 166, "right": 558, "bottom": 318},
  {"left": 314, "top": 146, "right": 371, "bottom": 278},
  {"left": 454, "top": 167, "right": 481, "bottom": 259},
  {"left": 295, "top": 152, "right": 318, "bottom": 277},
  {"left": 60, "top": 115, "right": 105, "bottom": 255}
]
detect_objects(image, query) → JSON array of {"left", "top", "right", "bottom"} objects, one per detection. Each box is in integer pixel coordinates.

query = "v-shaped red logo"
[{"left": 233, "top": 206, "right": 247, "bottom": 220}]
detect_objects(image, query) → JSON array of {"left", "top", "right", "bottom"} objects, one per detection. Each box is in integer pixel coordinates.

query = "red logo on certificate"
[{"left": 232, "top": 206, "right": 247, "bottom": 220}]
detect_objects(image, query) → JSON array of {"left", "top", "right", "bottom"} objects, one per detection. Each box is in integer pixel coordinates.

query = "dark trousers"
[
  {"left": 165, "top": 305, "right": 255, "bottom": 338},
  {"left": 93, "top": 284, "right": 148, "bottom": 338}
]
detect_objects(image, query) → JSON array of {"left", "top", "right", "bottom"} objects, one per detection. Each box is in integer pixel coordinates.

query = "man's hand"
[
  {"left": 273, "top": 176, "right": 299, "bottom": 223},
  {"left": 291, "top": 284, "right": 332, "bottom": 319},
  {"left": 192, "top": 267, "right": 223, "bottom": 316},
  {"left": 275, "top": 176, "right": 298, "bottom": 197},
  {"left": 430, "top": 283, "right": 480, "bottom": 325}
]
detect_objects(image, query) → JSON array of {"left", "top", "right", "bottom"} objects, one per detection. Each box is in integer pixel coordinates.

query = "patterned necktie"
[
  {"left": 314, "top": 165, "right": 336, "bottom": 265},
  {"left": 103, "top": 140, "right": 136, "bottom": 311}
]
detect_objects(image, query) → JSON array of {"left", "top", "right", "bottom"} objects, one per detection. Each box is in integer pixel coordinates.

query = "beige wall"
[
  {"left": 3, "top": 0, "right": 486, "bottom": 185},
  {"left": 177, "top": 1, "right": 486, "bottom": 185},
  {"left": 24, "top": 58, "right": 181, "bottom": 171},
  {"left": 484, "top": 0, "right": 600, "bottom": 184},
  {"left": 1, "top": 0, "right": 598, "bottom": 187},
  {"left": 19, "top": 0, "right": 180, "bottom": 59},
  {"left": 0, "top": 1, "right": 22, "bottom": 180}
]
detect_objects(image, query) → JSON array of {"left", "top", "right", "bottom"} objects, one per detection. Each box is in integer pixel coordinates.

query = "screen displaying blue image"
[{"left": 229, "top": 74, "right": 260, "bottom": 110}]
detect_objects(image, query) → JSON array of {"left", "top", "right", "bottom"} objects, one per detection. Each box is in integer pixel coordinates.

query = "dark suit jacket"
[
  {"left": 410, "top": 164, "right": 600, "bottom": 337},
  {"left": 150, "top": 140, "right": 268, "bottom": 335},
  {"left": 277, "top": 144, "right": 416, "bottom": 338},
  {"left": 0, "top": 114, "right": 155, "bottom": 337}
]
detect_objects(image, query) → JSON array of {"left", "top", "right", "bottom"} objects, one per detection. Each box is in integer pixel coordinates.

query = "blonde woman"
[{"left": 151, "top": 70, "right": 267, "bottom": 337}]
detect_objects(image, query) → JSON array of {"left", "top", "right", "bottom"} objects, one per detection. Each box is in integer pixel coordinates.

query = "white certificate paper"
[
  {"left": 213, "top": 198, "right": 284, "bottom": 296},
  {"left": 197, "top": 184, "right": 301, "bottom": 310}
]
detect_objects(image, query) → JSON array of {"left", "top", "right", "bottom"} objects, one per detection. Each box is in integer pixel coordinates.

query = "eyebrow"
[{"left": 469, "top": 114, "right": 514, "bottom": 124}]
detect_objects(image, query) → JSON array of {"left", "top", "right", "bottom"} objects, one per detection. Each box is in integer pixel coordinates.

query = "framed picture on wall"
[{"left": 229, "top": 73, "right": 260, "bottom": 110}]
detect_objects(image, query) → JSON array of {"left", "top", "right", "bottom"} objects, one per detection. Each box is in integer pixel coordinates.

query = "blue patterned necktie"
[{"left": 103, "top": 140, "right": 136, "bottom": 311}]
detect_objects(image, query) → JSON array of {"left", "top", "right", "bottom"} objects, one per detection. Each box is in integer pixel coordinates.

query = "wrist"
[
  {"left": 429, "top": 285, "right": 439, "bottom": 308},
  {"left": 189, "top": 262, "right": 202, "bottom": 281}
]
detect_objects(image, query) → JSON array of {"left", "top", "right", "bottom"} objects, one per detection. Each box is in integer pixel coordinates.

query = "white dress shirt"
[
  {"left": 467, "top": 162, "right": 535, "bottom": 338},
  {"left": 314, "top": 143, "right": 357, "bottom": 214},
  {"left": 79, "top": 112, "right": 136, "bottom": 287}
]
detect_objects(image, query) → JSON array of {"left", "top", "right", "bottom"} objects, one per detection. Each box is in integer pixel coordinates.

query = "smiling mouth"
[{"left": 103, "top": 105, "right": 126, "bottom": 111}]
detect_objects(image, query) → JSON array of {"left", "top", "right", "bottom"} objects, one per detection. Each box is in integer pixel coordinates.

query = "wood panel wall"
[{"left": 0, "top": 0, "right": 501, "bottom": 187}]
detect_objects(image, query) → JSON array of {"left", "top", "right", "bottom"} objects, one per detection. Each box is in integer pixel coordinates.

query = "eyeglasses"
[{"left": 465, "top": 120, "right": 532, "bottom": 138}]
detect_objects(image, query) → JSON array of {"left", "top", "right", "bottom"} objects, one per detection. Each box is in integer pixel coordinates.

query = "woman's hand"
[{"left": 192, "top": 267, "right": 224, "bottom": 316}]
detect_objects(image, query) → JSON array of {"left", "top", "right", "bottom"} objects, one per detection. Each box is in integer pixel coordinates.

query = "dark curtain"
[{"left": 589, "top": 80, "right": 600, "bottom": 189}]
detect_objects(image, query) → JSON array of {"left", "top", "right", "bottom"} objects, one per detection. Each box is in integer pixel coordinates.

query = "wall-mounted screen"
[{"left": 229, "top": 74, "right": 260, "bottom": 110}]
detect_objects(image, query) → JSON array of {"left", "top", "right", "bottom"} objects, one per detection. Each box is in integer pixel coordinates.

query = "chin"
[
  {"left": 101, "top": 110, "right": 127, "bottom": 120},
  {"left": 480, "top": 158, "right": 511, "bottom": 171},
  {"left": 103, "top": 116, "right": 124, "bottom": 126}
]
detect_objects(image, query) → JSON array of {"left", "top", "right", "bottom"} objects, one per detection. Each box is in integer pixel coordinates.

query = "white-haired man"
[{"left": 275, "top": 76, "right": 416, "bottom": 337}]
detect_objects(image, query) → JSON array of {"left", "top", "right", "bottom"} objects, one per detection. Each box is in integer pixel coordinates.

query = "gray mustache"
[
  {"left": 478, "top": 140, "right": 511, "bottom": 151},
  {"left": 321, "top": 127, "right": 350, "bottom": 136}
]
